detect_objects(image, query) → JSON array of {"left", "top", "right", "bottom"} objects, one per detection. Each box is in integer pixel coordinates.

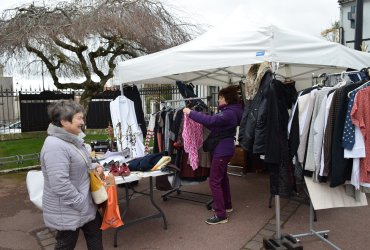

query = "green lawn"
[{"left": 0, "top": 134, "right": 108, "bottom": 171}]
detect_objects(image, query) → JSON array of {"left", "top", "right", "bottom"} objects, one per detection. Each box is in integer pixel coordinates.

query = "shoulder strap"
[{"left": 70, "top": 144, "right": 89, "bottom": 169}]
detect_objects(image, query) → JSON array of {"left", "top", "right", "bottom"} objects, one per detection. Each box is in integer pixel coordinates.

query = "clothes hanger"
[
  {"left": 347, "top": 80, "right": 370, "bottom": 98},
  {"left": 311, "top": 78, "right": 325, "bottom": 89},
  {"left": 118, "top": 95, "right": 127, "bottom": 102}
]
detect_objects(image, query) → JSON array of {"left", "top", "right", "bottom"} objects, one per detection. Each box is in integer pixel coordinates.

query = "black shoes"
[{"left": 205, "top": 215, "right": 228, "bottom": 225}]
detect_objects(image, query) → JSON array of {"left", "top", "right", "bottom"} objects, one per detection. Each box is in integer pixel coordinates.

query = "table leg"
[
  {"left": 149, "top": 176, "right": 167, "bottom": 230},
  {"left": 114, "top": 183, "right": 130, "bottom": 247},
  {"left": 113, "top": 176, "right": 168, "bottom": 247}
]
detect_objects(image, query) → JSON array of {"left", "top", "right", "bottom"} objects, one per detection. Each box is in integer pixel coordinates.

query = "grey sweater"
[{"left": 40, "top": 124, "right": 96, "bottom": 230}]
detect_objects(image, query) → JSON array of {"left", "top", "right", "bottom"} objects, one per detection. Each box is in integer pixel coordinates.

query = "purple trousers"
[{"left": 210, "top": 156, "right": 232, "bottom": 219}]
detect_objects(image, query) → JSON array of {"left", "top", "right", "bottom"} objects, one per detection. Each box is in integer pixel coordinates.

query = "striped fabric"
[{"left": 144, "top": 114, "right": 156, "bottom": 154}]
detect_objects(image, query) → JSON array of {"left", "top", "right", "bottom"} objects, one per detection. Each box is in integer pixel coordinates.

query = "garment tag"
[{"left": 256, "top": 51, "right": 265, "bottom": 57}]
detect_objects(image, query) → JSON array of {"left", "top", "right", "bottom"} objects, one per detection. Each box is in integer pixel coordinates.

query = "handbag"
[
  {"left": 155, "top": 163, "right": 181, "bottom": 191},
  {"left": 203, "top": 128, "right": 236, "bottom": 152},
  {"left": 89, "top": 170, "right": 108, "bottom": 205},
  {"left": 71, "top": 144, "right": 108, "bottom": 204}
]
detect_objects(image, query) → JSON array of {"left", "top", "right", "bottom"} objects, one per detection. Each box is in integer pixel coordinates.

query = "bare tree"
[
  {"left": 321, "top": 21, "right": 340, "bottom": 43},
  {"left": 0, "top": 0, "right": 195, "bottom": 109}
]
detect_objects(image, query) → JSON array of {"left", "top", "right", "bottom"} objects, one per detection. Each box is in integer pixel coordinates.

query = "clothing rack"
[
  {"left": 120, "top": 83, "right": 135, "bottom": 96},
  {"left": 290, "top": 200, "right": 340, "bottom": 249},
  {"left": 270, "top": 75, "right": 347, "bottom": 248},
  {"left": 227, "top": 164, "right": 243, "bottom": 177},
  {"left": 311, "top": 70, "right": 367, "bottom": 87},
  {"left": 161, "top": 96, "right": 209, "bottom": 103},
  {"left": 160, "top": 96, "right": 209, "bottom": 108},
  {"left": 162, "top": 187, "right": 213, "bottom": 210},
  {"left": 160, "top": 96, "right": 213, "bottom": 210},
  {"left": 268, "top": 194, "right": 339, "bottom": 249}
]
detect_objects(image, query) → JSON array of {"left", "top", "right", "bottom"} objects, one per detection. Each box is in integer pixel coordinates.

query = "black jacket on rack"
[
  {"left": 239, "top": 71, "right": 273, "bottom": 152},
  {"left": 265, "top": 79, "right": 297, "bottom": 197}
]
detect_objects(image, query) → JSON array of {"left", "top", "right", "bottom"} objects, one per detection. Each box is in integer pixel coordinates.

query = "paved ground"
[{"left": 0, "top": 171, "right": 369, "bottom": 250}]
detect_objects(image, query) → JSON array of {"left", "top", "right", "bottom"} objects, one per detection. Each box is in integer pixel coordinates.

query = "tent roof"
[{"left": 117, "top": 6, "right": 370, "bottom": 90}]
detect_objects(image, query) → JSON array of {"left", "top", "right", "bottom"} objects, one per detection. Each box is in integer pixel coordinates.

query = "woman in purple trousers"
[{"left": 183, "top": 85, "right": 243, "bottom": 225}]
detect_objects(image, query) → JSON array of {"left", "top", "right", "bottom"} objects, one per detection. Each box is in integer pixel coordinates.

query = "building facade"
[
  {"left": 0, "top": 65, "right": 18, "bottom": 126},
  {"left": 339, "top": 0, "right": 370, "bottom": 52}
]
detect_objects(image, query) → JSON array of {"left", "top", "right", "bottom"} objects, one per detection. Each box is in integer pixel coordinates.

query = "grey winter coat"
[{"left": 40, "top": 124, "right": 97, "bottom": 231}]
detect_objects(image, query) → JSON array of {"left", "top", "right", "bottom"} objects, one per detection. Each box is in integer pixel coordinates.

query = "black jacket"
[
  {"left": 239, "top": 71, "right": 273, "bottom": 153},
  {"left": 239, "top": 74, "right": 297, "bottom": 164}
]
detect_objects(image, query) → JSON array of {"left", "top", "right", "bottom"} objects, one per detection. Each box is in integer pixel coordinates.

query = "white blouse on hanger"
[{"left": 110, "top": 95, "right": 145, "bottom": 160}]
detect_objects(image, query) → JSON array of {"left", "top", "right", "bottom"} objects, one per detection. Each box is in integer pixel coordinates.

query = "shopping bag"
[
  {"left": 100, "top": 174, "right": 124, "bottom": 230},
  {"left": 26, "top": 170, "right": 44, "bottom": 210},
  {"left": 90, "top": 170, "right": 108, "bottom": 204}
]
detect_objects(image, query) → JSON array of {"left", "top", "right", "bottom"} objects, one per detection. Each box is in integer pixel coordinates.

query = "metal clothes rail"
[
  {"left": 268, "top": 192, "right": 340, "bottom": 249},
  {"left": 160, "top": 96, "right": 213, "bottom": 210},
  {"left": 291, "top": 200, "right": 340, "bottom": 250},
  {"left": 160, "top": 96, "right": 210, "bottom": 109},
  {"left": 311, "top": 70, "right": 368, "bottom": 87},
  {"left": 161, "top": 96, "right": 209, "bottom": 103}
]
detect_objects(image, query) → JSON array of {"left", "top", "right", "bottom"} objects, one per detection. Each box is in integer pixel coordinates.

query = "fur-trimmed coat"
[
  {"left": 244, "top": 61, "right": 272, "bottom": 101},
  {"left": 239, "top": 62, "right": 273, "bottom": 153}
]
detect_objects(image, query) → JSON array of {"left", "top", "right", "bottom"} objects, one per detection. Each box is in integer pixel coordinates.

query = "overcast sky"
[
  {"left": 0, "top": 0, "right": 340, "bottom": 89},
  {"left": 167, "top": 0, "right": 340, "bottom": 37},
  {"left": 0, "top": 0, "right": 341, "bottom": 36}
]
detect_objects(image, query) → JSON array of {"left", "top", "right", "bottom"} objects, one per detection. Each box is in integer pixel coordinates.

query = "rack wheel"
[
  {"left": 176, "top": 190, "right": 181, "bottom": 195},
  {"left": 323, "top": 233, "right": 329, "bottom": 239},
  {"left": 163, "top": 197, "right": 168, "bottom": 201}
]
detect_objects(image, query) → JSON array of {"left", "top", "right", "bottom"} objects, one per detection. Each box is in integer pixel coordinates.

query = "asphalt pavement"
[{"left": 0, "top": 171, "right": 369, "bottom": 250}]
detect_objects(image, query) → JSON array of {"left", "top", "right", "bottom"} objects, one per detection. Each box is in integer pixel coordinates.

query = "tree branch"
[
  {"left": 25, "top": 43, "right": 60, "bottom": 83},
  {"left": 53, "top": 36, "right": 91, "bottom": 81},
  {"left": 0, "top": 0, "right": 195, "bottom": 110}
]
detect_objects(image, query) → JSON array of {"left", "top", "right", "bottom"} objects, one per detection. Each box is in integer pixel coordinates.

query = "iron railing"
[{"left": 0, "top": 84, "right": 218, "bottom": 133}]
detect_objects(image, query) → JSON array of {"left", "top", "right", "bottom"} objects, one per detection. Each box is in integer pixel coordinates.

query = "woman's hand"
[
  {"left": 95, "top": 164, "right": 105, "bottom": 180},
  {"left": 183, "top": 108, "right": 191, "bottom": 115}
]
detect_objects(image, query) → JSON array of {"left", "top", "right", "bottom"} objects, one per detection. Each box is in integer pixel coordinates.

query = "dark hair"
[
  {"left": 47, "top": 99, "right": 84, "bottom": 127},
  {"left": 218, "top": 85, "right": 240, "bottom": 104}
]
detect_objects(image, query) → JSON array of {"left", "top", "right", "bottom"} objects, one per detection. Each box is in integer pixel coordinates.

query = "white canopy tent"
[
  {"left": 117, "top": 6, "right": 370, "bottom": 90},
  {"left": 116, "top": 6, "right": 369, "bottom": 246}
]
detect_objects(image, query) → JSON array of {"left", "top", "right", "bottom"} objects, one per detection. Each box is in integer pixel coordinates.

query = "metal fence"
[
  {"left": 0, "top": 84, "right": 218, "bottom": 167},
  {"left": 0, "top": 84, "right": 219, "bottom": 133},
  {"left": 0, "top": 84, "right": 219, "bottom": 168}
]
